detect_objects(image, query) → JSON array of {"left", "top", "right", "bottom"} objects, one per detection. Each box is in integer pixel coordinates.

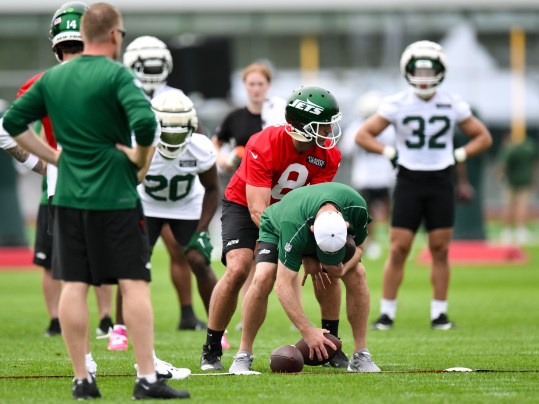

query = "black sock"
[
  {"left": 205, "top": 328, "right": 224, "bottom": 346},
  {"left": 322, "top": 319, "right": 339, "bottom": 338},
  {"left": 181, "top": 305, "right": 196, "bottom": 320}
]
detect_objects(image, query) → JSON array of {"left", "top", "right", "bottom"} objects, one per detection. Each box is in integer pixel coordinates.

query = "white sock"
[
  {"left": 431, "top": 299, "right": 448, "bottom": 320},
  {"left": 138, "top": 372, "right": 157, "bottom": 383},
  {"left": 152, "top": 350, "right": 158, "bottom": 361},
  {"left": 85, "top": 352, "right": 93, "bottom": 362},
  {"left": 380, "top": 299, "right": 397, "bottom": 320},
  {"left": 113, "top": 324, "right": 126, "bottom": 331}
]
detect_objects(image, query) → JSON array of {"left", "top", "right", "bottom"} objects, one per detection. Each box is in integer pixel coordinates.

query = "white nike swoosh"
[{"left": 250, "top": 150, "right": 258, "bottom": 159}]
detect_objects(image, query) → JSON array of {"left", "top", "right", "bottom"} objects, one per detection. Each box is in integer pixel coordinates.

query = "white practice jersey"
[
  {"left": 341, "top": 118, "right": 396, "bottom": 190},
  {"left": 378, "top": 89, "right": 471, "bottom": 171},
  {"left": 138, "top": 133, "right": 216, "bottom": 220},
  {"left": 261, "top": 96, "right": 287, "bottom": 128}
]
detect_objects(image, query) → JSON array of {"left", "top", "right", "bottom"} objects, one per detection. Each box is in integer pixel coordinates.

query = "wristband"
[
  {"left": 382, "top": 145, "right": 397, "bottom": 160},
  {"left": 21, "top": 154, "right": 39, "bottom": 170},
  {"left": 454, "top": 147, "right": 467, "bottom": 163}
]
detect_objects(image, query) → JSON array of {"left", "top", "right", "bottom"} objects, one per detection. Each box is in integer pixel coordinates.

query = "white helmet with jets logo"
[
  {"left": 152, "top": 90, "right": 198, "bottom": 159},
  {"left": 123, "top": 36, "right": 173, "bottom": 94},
  {"left": 284, "top": 85, "right": 342, "bottom": 149},
  {"left": 400, "top": 40, "right": 447, "bottom": 98}
]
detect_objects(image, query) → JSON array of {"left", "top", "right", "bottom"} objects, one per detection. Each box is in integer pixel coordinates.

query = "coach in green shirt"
[{"left": 2, "top": 2, "right": 187, "bottom": 400}]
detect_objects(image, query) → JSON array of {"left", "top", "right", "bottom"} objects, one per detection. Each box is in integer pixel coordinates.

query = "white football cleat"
[{"left": 135, "top": 357, "right": 191, "bottom": 380}]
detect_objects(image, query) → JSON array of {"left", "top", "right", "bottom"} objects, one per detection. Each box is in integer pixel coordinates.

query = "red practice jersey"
[
  {"left": 16, "top": 72, "right": 57, "bottom": 149},
  {"left": 225, "top": 124, "right": 342, "bottom": 206}
]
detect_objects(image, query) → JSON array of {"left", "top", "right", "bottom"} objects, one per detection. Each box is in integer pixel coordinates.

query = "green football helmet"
[
  {"left": 285, "top": 86, "right": 342, "bottom": 149},
  {"left": 49, "top": 2, "right": 87, "bottom": 48},
  {"left": 152, "top": 91, "right": 198, "bottom": 159}
]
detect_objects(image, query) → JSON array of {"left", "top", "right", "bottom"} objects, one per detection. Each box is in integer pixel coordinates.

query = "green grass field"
[{"left": 1, "top": 223, "right": 538, "bottom": 402}]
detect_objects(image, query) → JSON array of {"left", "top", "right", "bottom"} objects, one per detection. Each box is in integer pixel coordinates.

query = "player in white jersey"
[
  {"left": 112, "top": 36, "right": 209, "bottom": 343},
  {"left": 356, "top": 41, "right": 492, "bottom": 330},
  {"left": 341, "top": 91, "right": 396, "bottom": 260},
  {"left": 139, "top": 90, "right": 219, "bottom": 322}
]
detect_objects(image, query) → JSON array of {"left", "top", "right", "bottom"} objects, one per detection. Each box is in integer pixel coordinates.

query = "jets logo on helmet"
[
  {"left": 123, "top": 36, "right": 173, "bottom": 95},
  {"left": 400, "top": 40, "right": 447, "bottom": 98},
  {"left": 285, "top": 85, "right": 342, "bottom": 149},
  {"left": 288, "top": 99, "right": 324, "bottom": 116},
  {"left": 152, "top": 91, "right": 198, "bottom": 159}
]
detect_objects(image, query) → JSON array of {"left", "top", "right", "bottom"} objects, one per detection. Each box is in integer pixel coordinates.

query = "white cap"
[{"left": 313, "top": 211, "right": 347, "bottom": 266}]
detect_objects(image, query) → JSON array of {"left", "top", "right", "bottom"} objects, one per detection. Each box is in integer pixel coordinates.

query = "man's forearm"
[
  {"left": 13, "top": 129, "right": 59, "bottom": 166},
  {"left": 5, "top": 146, "right": 46, "bottom": 175}
]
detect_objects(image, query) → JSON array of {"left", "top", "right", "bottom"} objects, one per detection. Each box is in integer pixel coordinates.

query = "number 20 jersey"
[
  {"left": 224, "top": 124, "right": 342, "bottom": 207},
  {"left": 138, "top": 133, "right": 216, "bottom": 220},
  {"left": 379, "top": 89, "right": 471, "bottom": 171}
]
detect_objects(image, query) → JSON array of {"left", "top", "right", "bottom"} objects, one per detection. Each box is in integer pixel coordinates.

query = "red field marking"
[
  {"left": 0, "top": 248, "right": 37, "bottom": 270},
  {"left": 418, "top": 241, "right": 528, "bottom": 266}
]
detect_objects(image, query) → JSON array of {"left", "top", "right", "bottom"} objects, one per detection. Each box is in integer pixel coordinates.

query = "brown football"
[
  {"left": 295, "top": 333, "right": 342, "bottom": 366},
  {"left": 269, "top": 345, "right": 304, "bottom": 373}
]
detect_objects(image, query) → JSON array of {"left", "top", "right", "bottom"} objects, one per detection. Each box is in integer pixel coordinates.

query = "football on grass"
[
  {"left": 343, "top": 235, "right": 356, "bottom": 264},
  {"left": 269, "top": 345, "right": 304, "bottom": 373},
  {"left": 295, "top": 333, "right": 342, "bottom": 366}
]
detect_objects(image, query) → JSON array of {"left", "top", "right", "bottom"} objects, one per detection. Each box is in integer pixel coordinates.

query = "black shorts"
[
  {"left": 391, "top": 166, "right": 455, "bottom": 232},
  {"left": 33, "top": 204, "right": 53, "bottom": 269},
  {"left": 358, "top": 187, "right": 391, "bottom": 207},
  {"left": 52, "top": 201, "right": 151, "bottom": 285},
  {"left": 220, "top": 198, "right": 258, "bottom": 265},
  {"left": 255, "top": 241, "right": 279, "bottom": 265},
  {"left": 145, "top": 216, "right": 198, "bottom": 248}
]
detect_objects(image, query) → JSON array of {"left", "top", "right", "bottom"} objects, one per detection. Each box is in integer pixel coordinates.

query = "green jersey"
[
  {"left": 3, "top": 55, "right": 156, "bottom": 210},
  {"left": 499, "top": 138, "right": 536, "bottom": 189},
  {"left": 259, "top": 182, "right": 371, "bottom": 271}
]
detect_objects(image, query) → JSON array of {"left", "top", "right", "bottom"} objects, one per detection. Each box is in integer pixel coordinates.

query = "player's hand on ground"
[
  {"left": 184, "top": 231, "right": 213, "bottom": 264},
  {"left": 301, "top": 328, "right": 337, "bottom": 362}
]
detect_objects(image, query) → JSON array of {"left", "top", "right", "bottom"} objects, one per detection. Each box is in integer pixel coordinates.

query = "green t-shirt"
[
  {"left": 3, "top": 55, "right": 156, "bottom": 210},
  {"left": 259, "top": 182, "right": 371, "bottom": 271},
  {"left": 499, "top": 138, "right": 536, "bottom": 189}
]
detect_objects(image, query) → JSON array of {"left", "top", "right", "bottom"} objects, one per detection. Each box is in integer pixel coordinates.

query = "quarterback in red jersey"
[{"left": 200, "top": 85, "right": 344, "bottom": 371}]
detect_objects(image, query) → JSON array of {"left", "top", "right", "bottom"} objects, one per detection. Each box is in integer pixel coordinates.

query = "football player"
[
  {"left": 138, "top": 90, "right": 219, "bottom": 332},
  {"left": 108, "top": 36, "right": 209, "bottom": 354},
  {"left": 201, "top": 85, "right": 357, "bottom": 372},
  {"left": 356, "top": 40, "right": 492, "bottom": 330}
]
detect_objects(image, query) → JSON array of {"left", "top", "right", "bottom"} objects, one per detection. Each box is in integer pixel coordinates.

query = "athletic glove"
[
  {"left": 383, "top": 145, "right": 399, "bottom": 169},
  {"left": 184, "top": 231, "right": 213, "bottom": 264},
  {"left": 453, "top": 147, "right": 467, "bottom": 163}
]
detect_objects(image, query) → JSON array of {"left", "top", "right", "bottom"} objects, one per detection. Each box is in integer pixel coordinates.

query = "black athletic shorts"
[
  {"left": 391, "top": 166, "right": 455, "bottom": 232},
  {"left": 220, "top": 198, "right": 258, "bottom": 265},
  {"left": 358, "top": 187, "right": 391, "bottom": 207},
  {"left": 33, "top": 204, "right": 53, "bottom": 269},
  {"left": 145, "top": 216, "right": 198, "bottom": 248},
  {"left": 52, "top": 201, "right": 151, "bottom": 285}
]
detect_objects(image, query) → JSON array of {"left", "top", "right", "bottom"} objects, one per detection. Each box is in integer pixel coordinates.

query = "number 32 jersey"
[
  {"left": 138, "top": 133, "right": 216, "bottom": 220},
  {"left": 225, "top": 124, "right": 341, "bottom": 206},
  {"left": 379, "top": 89, "right": 471, "bottom": 171}
]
